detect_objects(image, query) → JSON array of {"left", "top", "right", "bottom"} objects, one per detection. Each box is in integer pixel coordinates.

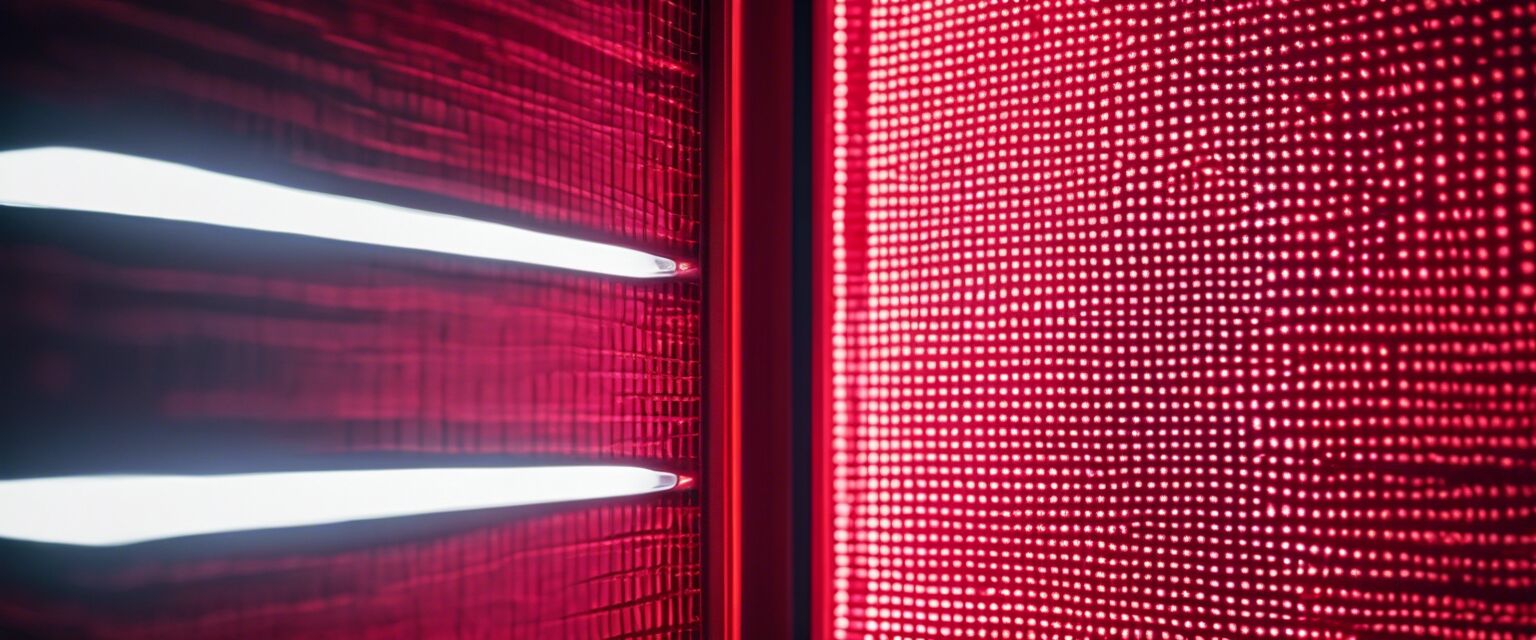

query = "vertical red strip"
[
  {"left": 705, "top": 0, "right": 742, "bottom": 636},
  {"left": 811, "top": 0, "right": 835, "bottom": 636}
]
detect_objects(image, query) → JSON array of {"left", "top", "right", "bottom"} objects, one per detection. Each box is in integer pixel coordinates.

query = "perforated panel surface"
[
  {"left": 828, "top": 1, "right": 1536, "bottom": 637},
  {"left": 0, "top": 0, "right": 702, "bottom": 637}
]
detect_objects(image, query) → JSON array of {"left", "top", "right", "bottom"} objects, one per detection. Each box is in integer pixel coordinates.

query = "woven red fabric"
[
  {"left": 828, "top": 1, "right": 1536, "bottom": 637},
  {"left": 0, "top": 0, "right": 701, "bottom": 637}
]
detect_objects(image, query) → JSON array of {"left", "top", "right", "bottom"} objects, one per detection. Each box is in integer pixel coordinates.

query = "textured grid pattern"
[
  {"left": 829, "top": 1, "right": 1536, "bottom": 638},
  {"left": 0, "top": 0, "right": 702, "bottom": 637}
]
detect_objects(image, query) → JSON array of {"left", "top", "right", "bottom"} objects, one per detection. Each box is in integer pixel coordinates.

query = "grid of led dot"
[{"left": 829, "top": 0, "right": 1536, "bottom": 638}]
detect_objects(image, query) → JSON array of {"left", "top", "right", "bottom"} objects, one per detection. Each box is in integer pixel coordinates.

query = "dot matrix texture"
[
  {"left": 828, "top": 0, "right": 1536, "bottom": 638},
  {"left": 0, "top": 0, "right": 701, "bottom": 637}
]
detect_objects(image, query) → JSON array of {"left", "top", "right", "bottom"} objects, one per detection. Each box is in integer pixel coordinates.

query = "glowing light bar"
[
  {"left": 0, "top": 466, "right": 679, "bottom": 546},
  {"left": 0, "top": 147, "right": 677, "bottom": 278}
]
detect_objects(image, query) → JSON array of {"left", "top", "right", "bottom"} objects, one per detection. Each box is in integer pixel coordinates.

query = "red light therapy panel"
[
  {"left": 0, "top": 0, "right": 702, "bottom": 637},
  {"left": 828, "top": 1, "right": 1535, "bottom": 638}
]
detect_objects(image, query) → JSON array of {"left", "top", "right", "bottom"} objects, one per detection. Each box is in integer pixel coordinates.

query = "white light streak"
[
  {"left": 0, "top": 466, "right": 678, "bottom": 546},
  {"left": 0, "top": 147, "right": 677, "bottom": 278}
]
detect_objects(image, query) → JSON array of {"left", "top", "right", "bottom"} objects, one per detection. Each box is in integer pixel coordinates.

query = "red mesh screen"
[
  {"left": 0, "top": 0, "right": 701, "bottom": 637},
  {"left": 828, "top": 1, "right": 1536, "bottom": 638}
]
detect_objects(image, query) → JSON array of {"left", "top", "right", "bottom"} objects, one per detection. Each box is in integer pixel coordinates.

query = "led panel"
[
  {"left": 0, "top": 0, "right": 703, "bottom": 637},
  {"left": 828, "top": 1, "right": 1536, "bottom": 638}
]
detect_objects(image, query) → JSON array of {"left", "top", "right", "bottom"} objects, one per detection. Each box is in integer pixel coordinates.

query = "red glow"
[
  {"left": 0, "top": 0, "right": 704, "bottom": 637},
  {"left": 826, "top": 0, "right": 1536, "bottom": 638}
]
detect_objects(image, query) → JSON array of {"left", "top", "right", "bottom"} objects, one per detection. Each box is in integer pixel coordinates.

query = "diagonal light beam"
[
  {"left": 0, "top": 147, "right": 678, "bottom": 278},
  {"left": 0, "top": 466, "right": 679, "bottom": 546}
]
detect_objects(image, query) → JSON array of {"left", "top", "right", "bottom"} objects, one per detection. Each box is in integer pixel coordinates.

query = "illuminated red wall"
[
  {"left": 0, "top": 0, "right": 702, "bottom": 637},
  {"left": 826, "top": 1, "right": 1536, "bottom": 638}
]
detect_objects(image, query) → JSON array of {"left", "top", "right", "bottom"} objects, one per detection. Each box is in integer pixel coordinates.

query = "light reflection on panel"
[
  {"left": 0, "top": 466, "right": 680, "bottom": 546},
  {"left": 0, "top": 147, "right": 679, "bottom": 278}
]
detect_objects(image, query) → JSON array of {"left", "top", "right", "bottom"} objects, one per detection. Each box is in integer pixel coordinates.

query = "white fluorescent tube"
[
  {"left": 0, "top": 147, "right": 677, "bottom": 278},
  {"left": 0, "top": 465, "right": 679, "bottom": 546}
]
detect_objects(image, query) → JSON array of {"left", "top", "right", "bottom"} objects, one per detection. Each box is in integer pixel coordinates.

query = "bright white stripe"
[
  {"left": 0, "top": 147, "right": 677, "bottom": 278},
  {"left": 0, "top": 466, "right": 678, "bottom": 546}
]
